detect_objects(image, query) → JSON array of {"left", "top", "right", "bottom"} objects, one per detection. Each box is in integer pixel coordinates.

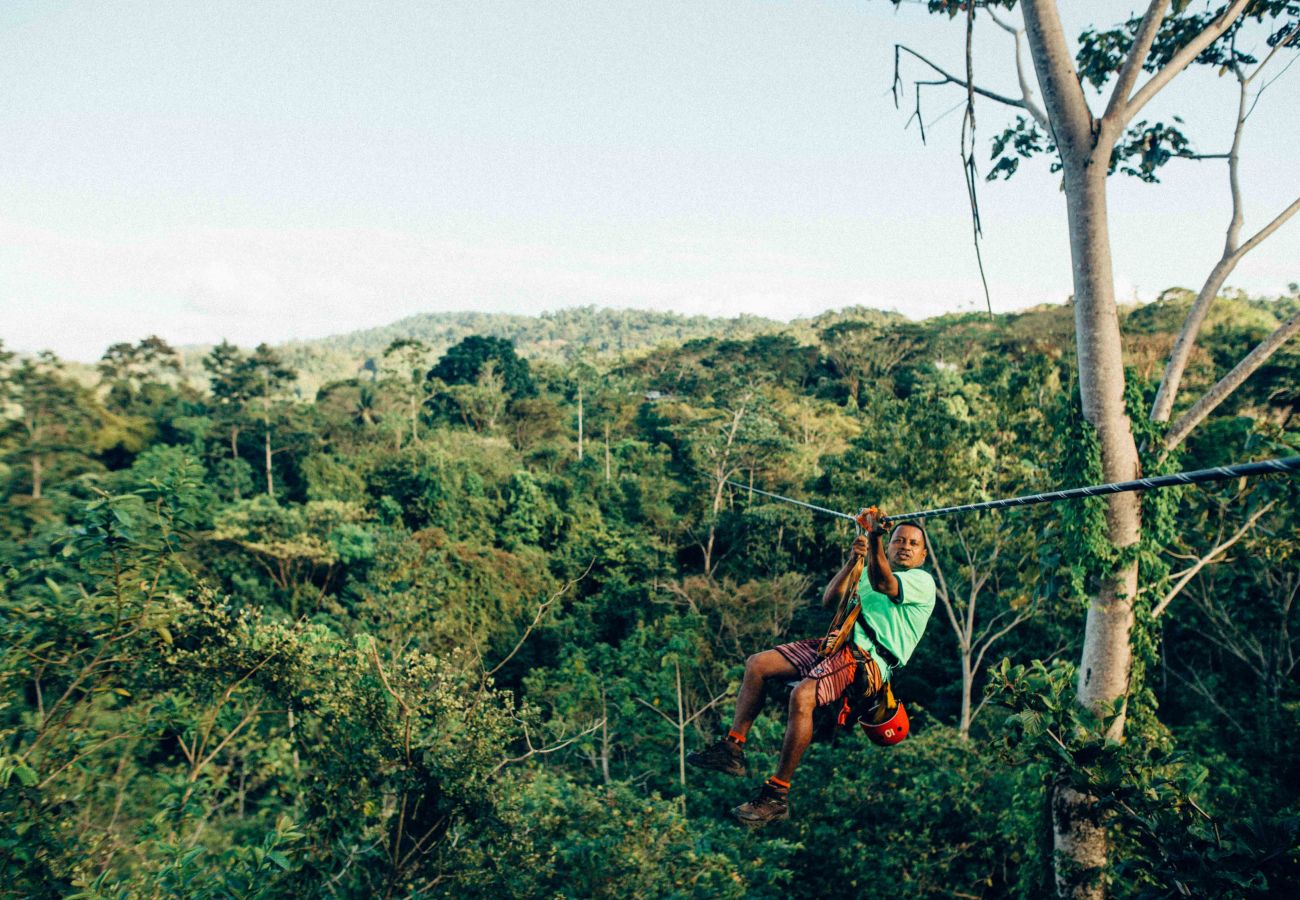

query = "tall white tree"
[{"left": 891, "top": 2, "right": 1298, "bottom": 895}]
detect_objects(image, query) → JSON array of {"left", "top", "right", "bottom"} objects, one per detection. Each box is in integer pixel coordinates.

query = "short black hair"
[{"left": 890, "top": 520, "right": 928, "bottom": 546}]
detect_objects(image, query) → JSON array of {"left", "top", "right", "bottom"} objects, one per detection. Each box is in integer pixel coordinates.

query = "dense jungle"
[{"left": 2, "top": 293, "right": 1298, "bottom": 898}]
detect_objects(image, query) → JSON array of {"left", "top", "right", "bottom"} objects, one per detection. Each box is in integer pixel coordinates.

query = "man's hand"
[
  {"left": 860, "top": 506, "right": 888, "bottom": 536},
  {"left": 851, "top": 534, "right": 869, "bottom": 558}
]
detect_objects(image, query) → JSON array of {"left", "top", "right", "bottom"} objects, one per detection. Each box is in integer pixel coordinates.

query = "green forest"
[{"left": 2, "top": 291, "right": 1298, "bottom": 898}]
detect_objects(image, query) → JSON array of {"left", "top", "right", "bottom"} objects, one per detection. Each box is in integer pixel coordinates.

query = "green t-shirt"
[{"left": 850, "top": 566, "right": 937, "bottom": 683}]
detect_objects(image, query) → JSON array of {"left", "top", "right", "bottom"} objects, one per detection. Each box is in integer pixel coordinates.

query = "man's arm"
[
  {"left": 864, "top": 511, "right": 900, "bottom": 599},
  {"left": 822, "top": 534, "right": 868, "bottom": 608}
]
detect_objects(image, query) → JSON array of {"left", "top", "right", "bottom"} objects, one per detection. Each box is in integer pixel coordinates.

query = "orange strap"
[{"left": 820, "top": 556, "right": 865, "bottom": 658}]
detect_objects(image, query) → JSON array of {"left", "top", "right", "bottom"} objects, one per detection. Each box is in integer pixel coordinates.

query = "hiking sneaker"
[
  {"left": 731, "top": 781, "right": 789, "bottom": 828},
  {"left": 686, "top": 738, "right": 747, "bottom": 777}
]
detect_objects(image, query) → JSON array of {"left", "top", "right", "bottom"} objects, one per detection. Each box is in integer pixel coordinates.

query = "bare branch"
[
  {"left": 989, "top": 8, "right": 1050, "bottom": 129},
  {"left": 1233, "top": 194, "right": 1300, "bottom": 261},
  {"left": 1192, "top": 580, "right": 1268, "bottom": 674},
  {"left": 1164, "top": 306, "right": 1300, "bottom": 451},
  {"left": 1240, "top": 22, "right": 1300, "bottom": 90},
  {"left": 368, "top": 643, "right": 414, "bottom": 763},
  {"left": 1152, "top": 501, "right": 1275, "bottom": 619},
  {"left": 926, "top": 533, "right": 966, "bottom": 643},
  {"left": 636, "top": 695, "right": 679, "bottom": 726},
  {"left": 684, "top": 689, "right": 730, "bottom": 727},
  {"left": 1120, "top": 0, "right": 1252, "bottom": 128},
  {"left": 894, "top": 44, "right": 1033, "bottom": 112},
  {"left": 1168, "top": 665, "right": 1234, "bottom": 722},
  {"left": 1150, "top": 39, "right": 1300, "bottom": 430},
  {"left": 194, "top": 703, "right": 264, "bottom": 775},
  {"left": 973, "top": 608, "right": 1035, "bottom": 675},
  {"left": 1102, "top": 1, "right": 1171, "bottom": 124},
  {"left": 490, "top": 718, "right": 605, "bottom": 777},
  {"left": 36, "top": 732, "right": 132, "bottom": 791},
  {"left": 635, "top": 688, "right": 728, "bottom": 728},
  {"left": 487, "top": 560, "right": 593, "bottom": 677}
]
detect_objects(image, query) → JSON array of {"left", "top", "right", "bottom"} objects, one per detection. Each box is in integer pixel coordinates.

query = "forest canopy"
[{"left": 1, "top": 291, "right": 1298, "bottom": 897}]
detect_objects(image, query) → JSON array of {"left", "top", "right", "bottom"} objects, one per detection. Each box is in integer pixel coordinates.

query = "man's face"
[{"left": 886, "top": 524, "right": 927, "bottom": 569}]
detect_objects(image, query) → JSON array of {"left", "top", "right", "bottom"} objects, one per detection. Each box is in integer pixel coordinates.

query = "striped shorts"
[{"left": 774, "top": 638, "right": 883, "bottom": 707}]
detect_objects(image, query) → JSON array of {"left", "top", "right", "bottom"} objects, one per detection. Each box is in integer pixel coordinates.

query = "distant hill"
[
  {"left": 305, "top": 306, "right": 789, "bottom": 359},
  {"left": 182, "top": 306, "right": 911, "bottom": 398},
  {"left": 175, "top": 291, "right": 1299, "bottom": 400}
]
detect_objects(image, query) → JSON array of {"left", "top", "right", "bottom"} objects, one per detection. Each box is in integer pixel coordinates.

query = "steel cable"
[{"left": 722, "top": 455, "right": 1300, "bottom": 525}]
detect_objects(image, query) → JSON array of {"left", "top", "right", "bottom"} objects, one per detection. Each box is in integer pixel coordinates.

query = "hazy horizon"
[{"left": 4, "top": 1, "right": 1296, "bottom": 362}]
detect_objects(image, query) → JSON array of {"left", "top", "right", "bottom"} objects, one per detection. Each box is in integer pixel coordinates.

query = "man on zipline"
[{"left": 687, "top": 511, "right": 936, "bottom": 826}]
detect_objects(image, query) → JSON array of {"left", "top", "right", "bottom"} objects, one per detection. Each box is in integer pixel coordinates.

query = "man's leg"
[
  {"left": 688, "top": 648, "right": 798, "bottom": 777},
  {"left": 731, "top": 677, "right": 817, "bottom": 827},
  {"left": 727, "top": 649, "right": 799, "bottom": 740},
  {"left": 773, "top": 678, "right": 817, "bottom": 782}
]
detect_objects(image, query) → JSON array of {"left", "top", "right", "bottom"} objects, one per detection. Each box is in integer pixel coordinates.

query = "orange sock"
[
  {"left": 767, "top": 776, "right": 790, "bottom": 790},
  {"left": 726, "top": 730, "right": 746, "bottom": 745}
]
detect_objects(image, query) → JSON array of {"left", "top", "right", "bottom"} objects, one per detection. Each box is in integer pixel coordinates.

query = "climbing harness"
[{"left": 803, "top": 507, "right": 913, "bottom": 745}]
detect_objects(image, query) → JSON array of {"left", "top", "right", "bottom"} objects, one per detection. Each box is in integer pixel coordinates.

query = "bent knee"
[
  {"left": 789, "top": 679, "right": 818, "bottom": 714},
  {"left": 746, "top": 649, "right": 782, "bottom": 675}
]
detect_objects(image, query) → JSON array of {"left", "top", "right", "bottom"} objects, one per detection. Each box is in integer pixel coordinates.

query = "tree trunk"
[
  {"left": 604, "top": 422, "right": 611, "bottom": 482},
  {"left": 1055, "top": 150, "right": 1143, "bottom": 900},
  {"left": 30, "top": 454, "right": 42, "bottom": 500},
  {"left": 959, "top": 649, "right": 973, "bottom": 739},
  {"left": 674, "top": 661, "right": 687, "bottom": 811},
  {"left": 1066, "top": 160, "right": 1142, "bottom": 727},
  {"left": 599, "top": 688, "right": 612, "bottom": 785},
  {"left": 702, "top": 405, "right": 747, "bottom": 578},
  {"left": 1020, "top": 5, "right": 1143, "bottom": 889},
  {"left": 264, "top": 426, "right": 274, "bottom": 497},
  {"left": 577, "top": 385, "right": 584, "bottom": 461}
]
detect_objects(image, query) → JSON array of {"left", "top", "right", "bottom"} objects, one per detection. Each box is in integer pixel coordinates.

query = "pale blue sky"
[{"left": 2, "top": 1, "right": 1296, "bottom": 360}]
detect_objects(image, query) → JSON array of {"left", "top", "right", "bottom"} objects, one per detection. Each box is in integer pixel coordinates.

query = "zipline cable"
[
  {"left": 723, "top": 455, "right": 1300, "bottom": 525},
  {"left": 716, "top": 481, "right": 860, "bottom": 523}
]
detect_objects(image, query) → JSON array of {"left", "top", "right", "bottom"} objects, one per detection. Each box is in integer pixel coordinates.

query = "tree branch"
[
  {"left": 926, "top": 533, "right": 967, "bottom": 644},
  {"left": 1149, "top": 38, "right": 1300, "bottom": 428},
  {"left": 490, "top": 718, "right": 605, "bottom": 777},
  {"left": 1233, "top": 194, "right": 1300, "bottom": 261},
  {"left": 1102, "top": 1, "right": 1171, "bottom": 124},
  {"left": 1021, "top": 0, "right": 1096, "bottom": 155},
  {"left": 1163, "top": 306, "right": 1300, "bottom": 451},
  {"left": 634, "top": 688, "right": 728, "bottom": 728},
  {"left": 1168, "top": 664, "right": 1234, "bottom": 721},
  {"left": 987, "top": 7, "right": 1050, "bottom": 128},
  {"left": 487, "top": 561, "right": 593, "bottom": 677},
  {"left": 1152, "top": 500, "right": 1275, "bottom": 619},
  {"left": 1240, "top": 22, "right": 1300, "bottom": 91},
  {"left": 973, "top": 608, "right": 1034, "bottom": 676},
  {"left": 894, "top": 44, "right": 1033, "bottom": 113},
  {"left": 1119, "top": 0, "right": 1252, "bottom": 128}
]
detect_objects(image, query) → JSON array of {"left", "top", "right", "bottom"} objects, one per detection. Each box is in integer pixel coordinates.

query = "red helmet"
[{"left": 860, "top": 701, "right": 910, "bottom": 746}]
